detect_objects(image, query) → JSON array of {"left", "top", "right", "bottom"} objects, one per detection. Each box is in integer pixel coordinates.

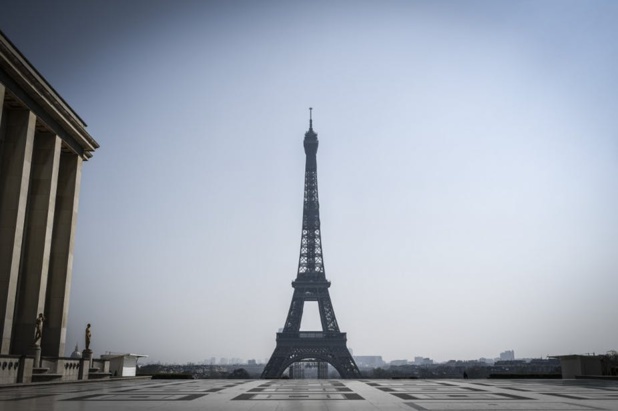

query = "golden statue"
[{"left": 85, "top": 323, "right": 92, "bottom": 350}]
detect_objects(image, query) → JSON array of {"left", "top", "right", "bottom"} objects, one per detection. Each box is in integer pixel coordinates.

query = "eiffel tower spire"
[
  {"left": 298, "top": 108, "right": 323, "bottom": 279},
  {"left": 262, "top": 110, "right": 360, "bottom": 379}
]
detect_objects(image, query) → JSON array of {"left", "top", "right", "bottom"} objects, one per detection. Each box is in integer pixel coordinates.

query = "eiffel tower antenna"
[{"left": 262, "top": 113, "right": 361, "bottom": 379}]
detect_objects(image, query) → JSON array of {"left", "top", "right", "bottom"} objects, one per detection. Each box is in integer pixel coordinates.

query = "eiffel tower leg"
[
  {"left": 328, "top": 347, "right": 362, "bottom": 378},
  {"left": 317, "top": 291, "right": 339, "bottom": 332},
  {"left": 283, "top": 290, "right": 304, "bottom": 332},
  {"left": 261, "top": 345, "right": 292, "bottom": 379}
]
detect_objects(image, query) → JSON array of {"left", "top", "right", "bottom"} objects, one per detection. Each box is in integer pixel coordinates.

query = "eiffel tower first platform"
[{"left": 261, "top": 110, "right": 361, "bottom": 379}]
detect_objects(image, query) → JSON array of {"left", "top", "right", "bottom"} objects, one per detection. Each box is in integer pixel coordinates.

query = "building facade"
[
  {"left": 0, "top": 30, "right": 98, "bottom": 361},
  {"left": 500, "top": 350, "right": 515, "bottom": 361}
]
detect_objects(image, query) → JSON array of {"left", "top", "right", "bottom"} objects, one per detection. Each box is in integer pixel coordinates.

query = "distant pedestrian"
[{"left": 463, "top": 371, "right": 468, "bottom": 379}]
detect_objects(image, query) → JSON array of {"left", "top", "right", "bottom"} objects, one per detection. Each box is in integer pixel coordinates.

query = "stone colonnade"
[
  {"left": 0, "top": 31, "right": 97, "bottom": 366},
  {"left": 0, "top": 83, "right": 83, "bottom": 357}
]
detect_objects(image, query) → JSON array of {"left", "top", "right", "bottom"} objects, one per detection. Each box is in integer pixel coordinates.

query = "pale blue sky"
[{"left": 1, "top": 0, "right": 617, "bottom": 364}]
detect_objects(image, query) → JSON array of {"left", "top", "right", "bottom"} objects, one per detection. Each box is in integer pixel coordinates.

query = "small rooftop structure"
[
  {"left": 551, "top": 354, "right": 604, "bottom": 379},
  {"left": 101, "top": 353, "right": 148, "bottom": 377}
]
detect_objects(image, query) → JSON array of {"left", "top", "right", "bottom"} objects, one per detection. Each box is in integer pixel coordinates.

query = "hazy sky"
[{"left": 1, "top": 0, "right": 617, "bottom": 364}]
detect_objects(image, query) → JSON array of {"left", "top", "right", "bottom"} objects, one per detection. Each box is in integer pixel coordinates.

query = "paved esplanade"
[{"left": 1, "top": 379, "right": 617, "bottom": 410}]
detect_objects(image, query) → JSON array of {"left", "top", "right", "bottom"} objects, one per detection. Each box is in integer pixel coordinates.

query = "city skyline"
[
  {"left": 140, "top": 348, "right": 519, "bottom": 365},
  {"left": 1, "top": 0, "right": 617, "bottom": 364}
]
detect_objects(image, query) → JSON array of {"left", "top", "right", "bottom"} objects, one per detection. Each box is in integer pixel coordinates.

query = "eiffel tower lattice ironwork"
[{"left": 261, "top": 109, "right": 361, "bottom": 379}]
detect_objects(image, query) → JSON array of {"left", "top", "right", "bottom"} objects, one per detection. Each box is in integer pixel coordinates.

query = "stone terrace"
[{"left": 1, "top": 378, "right": 617, "bottom": 410}]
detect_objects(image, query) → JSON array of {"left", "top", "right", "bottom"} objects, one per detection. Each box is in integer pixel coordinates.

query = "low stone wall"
[
  {"left": 1, "top": 355, "right": 111, "bottom": 384},
  {"left": 59, "top": 358, "right": 82, "bottom": 381},
  {"left": 0, "top": 356, "right": 21, "bottom": 384},
  {"left": 40, "top": 357, "right": 82, "bottom": 381},
  {"left": 0, "top": 355, "right": 34, "bottom": 384}
]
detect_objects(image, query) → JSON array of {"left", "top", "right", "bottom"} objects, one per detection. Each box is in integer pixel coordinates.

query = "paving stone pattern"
[{"left": 0, "top": 378, "right": 616, "bottom": 410}]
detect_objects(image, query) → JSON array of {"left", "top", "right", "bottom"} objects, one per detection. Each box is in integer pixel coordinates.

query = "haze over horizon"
[{"left": 1, "top": 0, "right": 617, "bottom": 365}]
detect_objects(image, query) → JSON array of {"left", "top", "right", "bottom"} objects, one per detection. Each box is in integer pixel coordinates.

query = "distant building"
[
  {"left": 354, "top": 356, "right": 385, "bottom": 368},
  {"left": 479, "top": 357, "right": 494, "bottom": 364},
  {"left": 390, "top": 359, "right": 408, "bottom": 366},
  {"left": 70, "top": 344, "right": 82, "bottom": 359},
  {"left": 414, "top": 357, "right": 434, "bottom": 365},
  {"left": 500, "top": 350, "right": 515, "bottom": 361}
]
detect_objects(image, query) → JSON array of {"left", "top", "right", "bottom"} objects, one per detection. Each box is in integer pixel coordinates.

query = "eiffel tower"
[{"left": 261, "top": 109, "right": 361, "bottom": 379}]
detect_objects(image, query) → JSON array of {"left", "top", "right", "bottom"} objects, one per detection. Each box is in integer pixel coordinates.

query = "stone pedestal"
[
  {"left": 82, "top": 349, "right": 93, "bottom": 368},
  {"left": 78, "top": 349, "right": 93, "bottom": 380},
  {"left": 29, "top": 344, "right": 41, "bottom": 368}
]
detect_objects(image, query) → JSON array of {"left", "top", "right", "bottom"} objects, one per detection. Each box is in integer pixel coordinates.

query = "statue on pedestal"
[
  {"left": 34, "top": 313, "right": 45, "bottom": 345},
  {"left": 85, "top": 323, "right": 92, "bottom": 351}
]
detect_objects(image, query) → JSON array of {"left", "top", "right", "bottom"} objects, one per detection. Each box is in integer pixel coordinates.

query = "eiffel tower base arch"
[{"left": 261, "top": 332, "right": 361, "bottom": 379}]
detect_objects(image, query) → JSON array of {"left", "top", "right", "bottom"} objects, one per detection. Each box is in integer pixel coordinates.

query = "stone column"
[
  {"left": 0, "top": 107, "right": 36, "bottom": 355},
  {"left": 43, "top": 152, "right": 82, "bottom": 357},
  {"left": 0, "top": 82, "right": 4, "bottom": 154},
  {"left": 11, "top": 132, "right": 61, "bottom": 354}
]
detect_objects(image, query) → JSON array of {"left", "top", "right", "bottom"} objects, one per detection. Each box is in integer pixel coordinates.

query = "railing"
[
  {"left": 300, "top": 332, "right": 324, "bottom": 338},
  {"left": 277, "top": 331, "right": 346, "bottom": 340}
]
